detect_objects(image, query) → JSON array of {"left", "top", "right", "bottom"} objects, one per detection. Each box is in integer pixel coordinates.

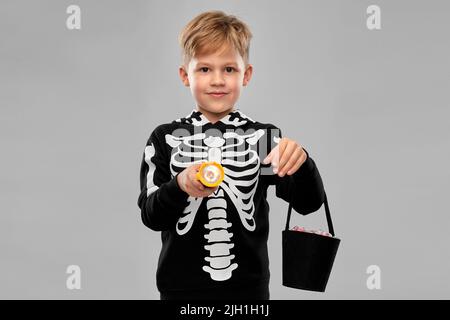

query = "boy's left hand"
[{"left": 262, "top": 137, "right": 307, "bottom": 177}]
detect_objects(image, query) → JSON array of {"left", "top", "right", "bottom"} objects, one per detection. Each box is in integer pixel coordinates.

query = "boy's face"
[{"left": 179, "top": 46, "right": 253, "bottom": 118}]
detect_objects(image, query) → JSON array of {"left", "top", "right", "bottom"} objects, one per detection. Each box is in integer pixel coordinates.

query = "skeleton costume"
[{"left": 137, "top": 108, "right": 325, "bottom": 300}]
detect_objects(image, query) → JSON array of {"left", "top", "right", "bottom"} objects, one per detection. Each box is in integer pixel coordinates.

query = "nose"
[{"left": 210, "top": 70, "right": 225, "bottom": 86}]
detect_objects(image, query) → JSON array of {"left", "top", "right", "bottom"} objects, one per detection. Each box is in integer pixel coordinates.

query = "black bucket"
[{"left": 282, "top": 192, "right": 341, "bottom": 292}]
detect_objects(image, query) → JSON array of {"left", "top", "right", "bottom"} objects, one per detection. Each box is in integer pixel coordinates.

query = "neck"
[{"left": 197, "top": 106, "right": 236, "bottom": 124}]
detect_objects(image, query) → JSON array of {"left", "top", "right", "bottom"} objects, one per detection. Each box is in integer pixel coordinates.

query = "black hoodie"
[{"left": 137, "top": 108, "right": 325, "bottom": 296}]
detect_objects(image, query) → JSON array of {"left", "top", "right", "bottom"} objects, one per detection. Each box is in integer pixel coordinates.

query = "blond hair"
[{"left": 179, "top": 10, "right": 253, "bottom": 67}]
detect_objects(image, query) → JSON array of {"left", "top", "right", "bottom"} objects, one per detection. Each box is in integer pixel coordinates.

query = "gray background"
[{"left": 1, "top": 0, "right": 449, "bottom": 299}]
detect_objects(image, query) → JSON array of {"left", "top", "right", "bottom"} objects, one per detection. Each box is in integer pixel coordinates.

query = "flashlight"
[{"left": 196, "top": 161, "right": 224, "bottom": 188}]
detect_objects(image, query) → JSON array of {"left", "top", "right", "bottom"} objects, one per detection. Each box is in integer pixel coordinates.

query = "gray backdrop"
[{"left": 1, "top": 0, "right": 449, "bottom": 299}]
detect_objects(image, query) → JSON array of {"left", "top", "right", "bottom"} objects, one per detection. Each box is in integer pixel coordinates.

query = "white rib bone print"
[{"left": 165, "top": 129, "right": 265, "bottom": 281}]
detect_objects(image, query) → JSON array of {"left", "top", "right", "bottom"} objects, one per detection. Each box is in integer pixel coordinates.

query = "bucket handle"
[{"left": 285, "top": 189, "right": 336, "bottom": 237}]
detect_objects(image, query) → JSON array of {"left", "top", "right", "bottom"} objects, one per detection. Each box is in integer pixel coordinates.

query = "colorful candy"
[{"left": 291, "top": 226, "right": 332, "bottom": 237}]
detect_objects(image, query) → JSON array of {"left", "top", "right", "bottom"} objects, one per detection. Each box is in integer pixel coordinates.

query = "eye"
[
  {"left": 199, "top": 67, "right": 209, "bottom": 72},
  {"left": 225, "top": 67, "right": 235, "bottom": 73}
]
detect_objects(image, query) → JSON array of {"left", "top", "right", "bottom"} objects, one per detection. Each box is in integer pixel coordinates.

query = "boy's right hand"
[{"left": 176, "top": 163, "right": 219, "bottom": 198}]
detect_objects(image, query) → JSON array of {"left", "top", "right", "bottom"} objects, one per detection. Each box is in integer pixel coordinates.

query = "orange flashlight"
[{"left": 196, "top": 162, "right": 225, "bottom": 188}]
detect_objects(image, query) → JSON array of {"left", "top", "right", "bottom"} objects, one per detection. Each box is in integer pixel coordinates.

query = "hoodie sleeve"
[
  {"left": 260, "top": 125, "right": 325, "bottom": 215},
  {"left": 137, "top": 126, "right": 190, "bottom": 231}
]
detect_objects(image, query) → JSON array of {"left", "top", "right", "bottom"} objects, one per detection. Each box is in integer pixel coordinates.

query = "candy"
[
  {"left": 196, "top": 162, "right": 225, "bottom": 187},
  {"left": 291, "top": 226, "right": 332, "bottom": 237}
]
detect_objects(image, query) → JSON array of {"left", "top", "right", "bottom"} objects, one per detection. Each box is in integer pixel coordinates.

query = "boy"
[{"left": 137, "top": 11, "right": 325, "bottom": 300}]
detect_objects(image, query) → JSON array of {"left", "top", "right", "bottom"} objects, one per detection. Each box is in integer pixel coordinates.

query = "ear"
[
  {"left": 242, "top": 64, "right": 253, "bottom": 86},
  {"left": 179, "top": 65, "right": 190, "bottom": 87}
]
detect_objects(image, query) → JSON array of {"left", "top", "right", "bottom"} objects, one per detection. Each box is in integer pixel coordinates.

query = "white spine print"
[
  {"left": 202, "top": 141, "right": 237, "bottom": 281},
  {"left": 203, "top": 189, "right": 238, "bottom": 281}
]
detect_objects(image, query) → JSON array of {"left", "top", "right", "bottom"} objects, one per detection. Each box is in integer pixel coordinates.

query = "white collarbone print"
[{"left": 165, "top": 123, "right": 268, "bottom": 281}]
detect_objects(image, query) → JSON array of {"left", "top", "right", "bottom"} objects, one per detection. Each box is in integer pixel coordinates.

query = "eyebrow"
[{"left": 197, "top": 62, "right": 239, "bottom": 67}]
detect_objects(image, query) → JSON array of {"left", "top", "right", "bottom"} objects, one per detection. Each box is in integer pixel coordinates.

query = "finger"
[
  {"left": 279, "top": 146, "right": 302, "bottom": 176},
  {"left": 191, "top": 188, "right": 207, "bottom": 198},
  {"left": 203, "top": 188, "right": 218, "bottom": 197},
  {"left": 278, "top": 138, "right": 288, "bottom": 163},
  {"left": 193, "top": 179, "right": 205, "bottom": 191},
  {"left": 193, "top": 162, "right": 203, "bottom": 171},
  {"left": 263, "top": 150, "right": 273, "bottom": 164},
  {"left": 190, "top": 170, "right": 205, "bottom": 190},
  {"left": 198, "top": 189, "right": 215, "bottom": 198},
  {"left": 191, "top": 164, "right": 202, "bottom": 180},
  {"left": 192, "top": 162, "right": 205, "bottom": 177},
  {"left": 269, "top": 145, "right": 280, "bottom": 169},
  {"left": 263, "top": 143, "right": 278, "bottom": 164},
  {"left": 278, "top": 142, "right": 297, "bottom": 173},
  {"left": 283, "top": 148, "right": 305, "bottom": 176},
  {"left": 287, "top": 153, "right": 307, "bottom": 175}
]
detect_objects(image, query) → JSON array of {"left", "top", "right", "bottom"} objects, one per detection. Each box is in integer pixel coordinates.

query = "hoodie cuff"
[
  {"left": 292, "top": 148, "right": 315, "bottom": 179},
  {"left": 163, "top": 173, "right": 190, "bottom": 205}
]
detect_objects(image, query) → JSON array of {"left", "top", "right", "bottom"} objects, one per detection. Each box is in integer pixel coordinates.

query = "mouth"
[{"left": 208, "top": 92, "right": 228, "bottom": 98}]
